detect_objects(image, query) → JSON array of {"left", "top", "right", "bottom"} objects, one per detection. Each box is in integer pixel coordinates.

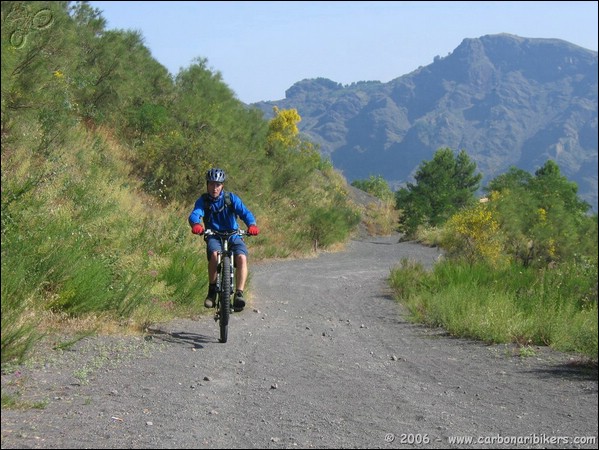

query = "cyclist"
[{"left": 189, "top": 168, "right": 259, "bottom": 311}]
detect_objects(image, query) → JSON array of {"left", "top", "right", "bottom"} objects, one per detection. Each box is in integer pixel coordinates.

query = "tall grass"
[
  {"left": 1, "top": 128, "right": 210, "bottom": 364},
  {"left": 360, "top": 200, "right": 399, "bottom": 236},
  {"left": 389, "top": 259, "right": 598, "bottom": 358}
]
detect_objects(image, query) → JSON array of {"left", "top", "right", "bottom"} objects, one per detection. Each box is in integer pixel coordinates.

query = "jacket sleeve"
[
  {"left": 188, "top": 196, "right": 205, "bottom": 226},
  {"left": 230, "top": 193, "right": 256, "bottom": 227}
]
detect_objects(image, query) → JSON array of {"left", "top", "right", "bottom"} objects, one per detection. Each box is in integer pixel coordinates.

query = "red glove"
[
  {"left": 191, "top": 223, "right": 204, "bottom": 235},
  {"left": 247, "top": 225, "right": 259, "bottom": 236}
]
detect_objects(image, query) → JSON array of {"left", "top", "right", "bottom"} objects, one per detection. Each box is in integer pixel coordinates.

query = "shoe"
[
  {"left": 233, "top": 291, "right": 245, "bottom": 311},
  {"left": 204, "top": 285, "right": 216, "bottom": 308}
]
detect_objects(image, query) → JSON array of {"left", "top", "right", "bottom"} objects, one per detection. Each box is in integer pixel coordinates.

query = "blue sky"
[{"left": 89, "top": 1, "right": 598, "bottom": 104}]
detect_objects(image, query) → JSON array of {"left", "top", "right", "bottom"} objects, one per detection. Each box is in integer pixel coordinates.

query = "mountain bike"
[{"left": 203, "top": 229, "right": 249, "bottom": 343}]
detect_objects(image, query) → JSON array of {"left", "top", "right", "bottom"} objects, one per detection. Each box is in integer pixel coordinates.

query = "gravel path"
[{"left": 1, "top": 234, "right": 597, "bottom": 449}]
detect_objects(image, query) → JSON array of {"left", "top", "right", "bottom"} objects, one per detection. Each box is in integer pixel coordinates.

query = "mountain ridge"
[{"left": 252, "top": 34, "right": 598, "bottom": 211}]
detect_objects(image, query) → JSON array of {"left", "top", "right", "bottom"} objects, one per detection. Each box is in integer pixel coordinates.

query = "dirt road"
[{"left": 1, "top": 235, "right": 597, "bottom": 448}]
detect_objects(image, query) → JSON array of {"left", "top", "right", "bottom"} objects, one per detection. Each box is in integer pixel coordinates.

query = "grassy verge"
[
  {"left": 1, "top": 127, "right": 209, "bottom": 366},
  {"left": 389, "top": 259, "right": 598, "bottom": 359}
]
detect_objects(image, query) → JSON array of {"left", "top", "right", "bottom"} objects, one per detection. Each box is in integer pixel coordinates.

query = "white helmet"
[{"left": 205, "top": 168, "right": 226, "bottom": 183}]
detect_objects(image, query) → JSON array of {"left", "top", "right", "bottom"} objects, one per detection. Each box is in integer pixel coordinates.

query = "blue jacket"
[{"left": 188, "top": 191, "right": 256, "bottom": 231}]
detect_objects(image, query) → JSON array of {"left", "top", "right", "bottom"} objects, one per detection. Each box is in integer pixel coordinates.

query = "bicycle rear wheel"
[{"left": 219, "top": 254, "right": 232, "bottom": 343}]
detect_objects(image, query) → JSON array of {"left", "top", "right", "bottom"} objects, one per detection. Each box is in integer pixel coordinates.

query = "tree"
[
  {"left": 1, "top": 1, "right": 79, "bottom": 153},
  {"left": 484, "top": 160, "right": 594, "bottom": 266},
  {"left": 532, "top": 160, "right": 590, "bottom": 215},
  {"left": 395, "top": 148, "right": 482, "bottom": 236}
]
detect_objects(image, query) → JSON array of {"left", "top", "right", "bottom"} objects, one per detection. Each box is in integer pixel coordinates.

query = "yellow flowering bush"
[
  {"left": 266, "top": 106, "right": 301, "bottom": 149},
  {"left": 442, "top": 203, "right": 506, "bottom": 266}
]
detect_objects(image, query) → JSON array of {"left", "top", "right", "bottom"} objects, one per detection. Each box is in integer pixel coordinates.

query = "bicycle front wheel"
[{"left": 219, "top": 254, "right": 232, "bottom": 343}]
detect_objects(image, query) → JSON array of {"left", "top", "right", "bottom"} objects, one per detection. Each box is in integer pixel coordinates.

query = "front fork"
[
  {"left": 216, "top": 253, "right": 235, "bottom": 295},
  {"left": 228, "top": 256, "right": 234, "bottom": 295},
  {"left": 215, "top": 251, "right": 234, "bottom": 302},
  {"left": 215, "top": 252, "right": 222, "bottom": 294},
  {"left": 214, "top": 253, "right": 223, "bottom": 322}
]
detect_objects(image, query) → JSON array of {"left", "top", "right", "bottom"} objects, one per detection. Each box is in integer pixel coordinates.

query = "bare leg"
[
  {"left": 208, "top": 251, "right": 218, "bottom": 283},
  {"left": 235, "top": 254, "right": 248, "bottom": 291}
]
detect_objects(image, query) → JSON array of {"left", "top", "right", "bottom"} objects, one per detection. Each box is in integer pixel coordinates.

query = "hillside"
[
  {"left": 253, "top": 34, "right": 598, "bottom": 212},
  {"left": 0, "top": 1, "right": 366, "bottom": 365}
]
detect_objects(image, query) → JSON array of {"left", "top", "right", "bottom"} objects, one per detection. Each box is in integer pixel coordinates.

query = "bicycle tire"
[{"left": 219, "top": 254, "right": 232, "bottom": 343}]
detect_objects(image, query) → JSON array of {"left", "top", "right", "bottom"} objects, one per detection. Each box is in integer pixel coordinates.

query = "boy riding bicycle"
[{"left": 188, "top": 168, "right": 260, "bottom": 311}]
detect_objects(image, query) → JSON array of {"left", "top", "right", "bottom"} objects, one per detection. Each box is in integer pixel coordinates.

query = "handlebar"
[{"left": 203, "top": 229, "right": 248, "bottom": 238}]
